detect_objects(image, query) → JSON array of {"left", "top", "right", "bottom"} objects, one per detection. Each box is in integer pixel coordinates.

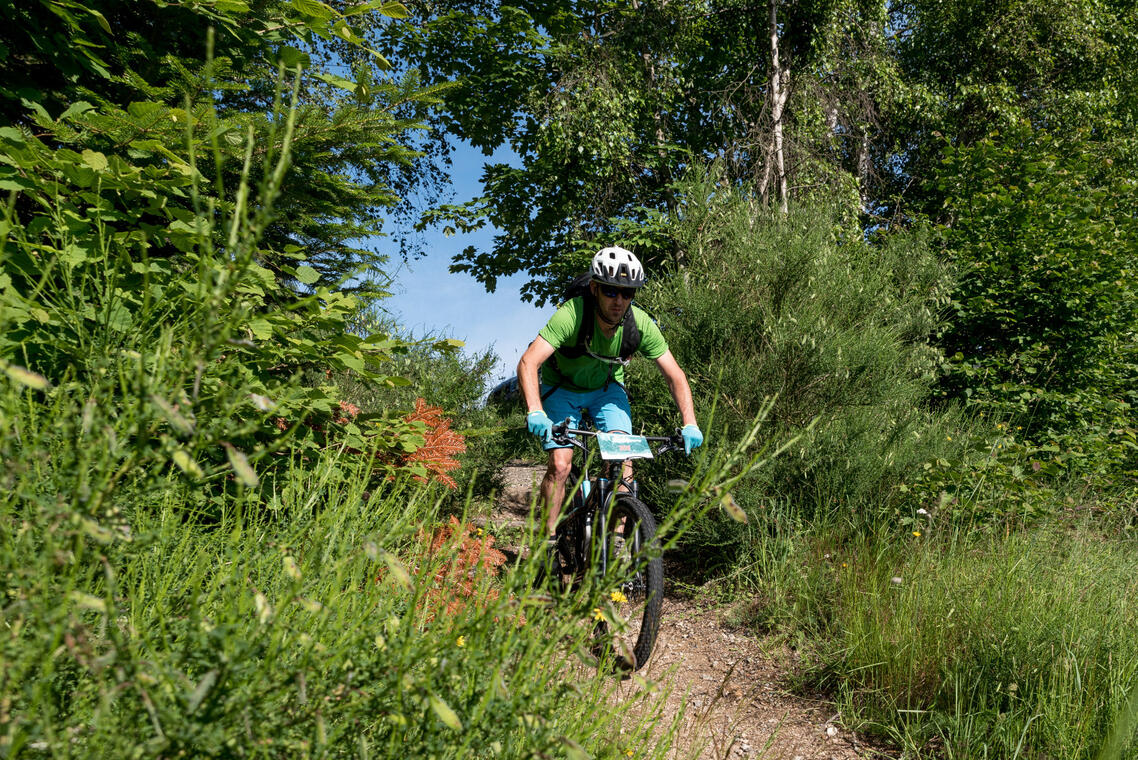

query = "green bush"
[
  {"left": 937, "top": 125, "right": 1138, "bottom": 478},
  {"left": 628, "top": 167, "right": 959, "bottom": 565}
]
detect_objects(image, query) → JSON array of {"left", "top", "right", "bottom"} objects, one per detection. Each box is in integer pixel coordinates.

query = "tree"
[
  {"left": 879, "top": 0, "right": 1138, "bottom": 222},
  {"left": 366, "top": 0, "right": 898, "bottom": 302}
]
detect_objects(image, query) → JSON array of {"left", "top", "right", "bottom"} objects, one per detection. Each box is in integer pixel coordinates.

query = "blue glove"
[
  {"left": 527, "top": 410, "right": 553, "bottom": 442},
  {"left": 681, "top": 424, "right": 704, "bottom": 455}
]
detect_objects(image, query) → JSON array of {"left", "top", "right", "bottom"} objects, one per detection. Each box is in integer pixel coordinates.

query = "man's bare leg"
[{"left": 539, "top": 447, "right": 574, "bottom": 536}]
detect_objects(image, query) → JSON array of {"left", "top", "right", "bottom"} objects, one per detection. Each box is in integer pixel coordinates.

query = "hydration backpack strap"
[
  {"left": 617, "top": 307, "right": 640, "bottom": 361},
  {"left": 556, "top": 295, "right": 596, "bottom": 361}
]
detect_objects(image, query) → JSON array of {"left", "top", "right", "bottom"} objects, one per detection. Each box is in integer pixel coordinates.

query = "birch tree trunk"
[
  {"left": 769, "top": 0, "right": 788, "bottom": 214},
  {"left": 856, "top": 127, "right": 870, "bottom": 211}
]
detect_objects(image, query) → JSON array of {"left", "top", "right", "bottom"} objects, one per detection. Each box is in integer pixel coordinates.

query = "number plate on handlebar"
[{"left": 595, "top": 432, "right": 654, "bottom": 460}]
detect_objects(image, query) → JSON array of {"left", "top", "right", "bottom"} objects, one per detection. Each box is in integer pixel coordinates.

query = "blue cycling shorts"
[{"left": 541, "top": 384, "right": 632, "bottom": 451}]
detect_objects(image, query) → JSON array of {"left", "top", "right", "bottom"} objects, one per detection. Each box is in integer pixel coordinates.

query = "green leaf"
[
  {"left": 80, "top": 149, "right": 108, "bottom": 171},
  {"left": 249, "top": 317, "right": 273, "bottom": 341},
  {"left": 339, "top": 353, "right": 365, "bottom": 372},
  {"left": 377, "top": 1, "right": 410, "bottom": 18},
  {"left": 59, "top": 101, "right": 94, "bottom": 121},
  {"left": 60, "top": 243, "right": 87, "bottom": 266},
  {"left": 290, "top": 0, "right": 336, "bottom": 21},
  {"left": 343, "top": 0, "right": 409, "bottom": 17},
  {"left": 365, "top": 48, "right": 393, "bottom": 69},
  {"left": 0, "top": 177, "right": 35, "bottom": 192},
  {"left": 103, "top": 301, "right": 132, "bottom": 332},
  {"left": 295, "top": 264, "right": 320, "bottom": 285},
  {"left": 168, "top": 218, "right": 209, "bottom": 237},
  {"left": 332, "top": 19, "right": 363, "bottom": 44},
  {"left": 313, "top": 72, "right": 357, "bottom": 93},
  {"left": 429, "top": 695, "right": 463, "bottom": 731},
  {"left": 80, "top": 7, "right": 113, "bottom": 34},
  {"left": 277, "top": 46, "right": 311, "bottom": 68}
]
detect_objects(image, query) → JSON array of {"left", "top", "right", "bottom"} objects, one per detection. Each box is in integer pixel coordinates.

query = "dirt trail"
[{"left": 490, "top": 461, "right": 891, "bottom": 760}]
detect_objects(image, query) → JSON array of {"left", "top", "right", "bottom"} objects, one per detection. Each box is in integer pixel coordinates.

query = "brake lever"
[
  {"left": 550, "top": 420, "right": 574, "bottom": 446},
  {"left": 655, "top": 433, "right": 685, "bottom": 456}
]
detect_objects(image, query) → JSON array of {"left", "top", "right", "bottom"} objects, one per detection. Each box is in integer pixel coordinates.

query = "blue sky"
[{"left": 378, "top": 142, "right": 544, "bottom": 384}]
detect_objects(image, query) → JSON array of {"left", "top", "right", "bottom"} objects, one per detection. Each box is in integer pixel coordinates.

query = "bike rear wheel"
[{"left": 595, "top": 494, "right": 663, "bottom": 671}]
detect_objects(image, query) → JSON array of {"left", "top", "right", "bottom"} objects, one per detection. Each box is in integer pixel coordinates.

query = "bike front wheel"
[{"left": 595, "top": 494, "right": 664, "bottom": 671}]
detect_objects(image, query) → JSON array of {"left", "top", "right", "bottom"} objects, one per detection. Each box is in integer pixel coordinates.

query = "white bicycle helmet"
[{"left": 590, "top": 246, "right": 645, "bottom": 288}]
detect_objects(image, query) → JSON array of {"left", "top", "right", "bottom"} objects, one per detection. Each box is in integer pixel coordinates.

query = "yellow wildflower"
[
  {"left": 592, "top": 607, "right": 605, "bottom": 622},
  {"left": 913, "top": 530, "right": 922, "bottom": 537},
  {"left": 610, "top": 590, "right": 628, "bottom": 604},
  {"left": 456, "top": 635, "right": 465, "bottom": 648}
]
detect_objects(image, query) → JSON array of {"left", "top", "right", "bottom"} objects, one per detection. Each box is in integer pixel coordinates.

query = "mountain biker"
[{"left": 516, "top": 246, "right": 704, "bottom": 539}]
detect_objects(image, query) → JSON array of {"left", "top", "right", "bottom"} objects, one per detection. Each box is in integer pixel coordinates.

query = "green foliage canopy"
[
  {"left": 937, "top": 125, "right": 1138, "bottom": 469},
  {"left": 372, "top": 0, "right": 899, "bottom": 302}
]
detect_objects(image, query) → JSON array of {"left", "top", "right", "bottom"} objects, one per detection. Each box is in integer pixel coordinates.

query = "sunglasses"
[{"left": 598, "top": 285, "right": 637, "bottom": 300}]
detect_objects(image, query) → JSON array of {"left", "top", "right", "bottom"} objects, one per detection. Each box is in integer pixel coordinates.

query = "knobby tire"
[{"left": 597, "top": 494, "right": 663, "bottom": 671}]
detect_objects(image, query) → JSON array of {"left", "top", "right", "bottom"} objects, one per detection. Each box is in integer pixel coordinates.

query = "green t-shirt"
[{"left": 538, "top": 297, "right": 668, "bottom": 391}]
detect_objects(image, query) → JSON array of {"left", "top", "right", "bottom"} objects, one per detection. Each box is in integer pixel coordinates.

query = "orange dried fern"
[
  {"left": 401, "top": 398, "right": 466, "bottom": 489},
  {"left": 422, "top": 517, "right": 508, "bottom": 621}
]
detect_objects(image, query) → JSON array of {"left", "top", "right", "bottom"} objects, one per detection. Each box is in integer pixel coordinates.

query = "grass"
[
  {"left": 825, "top": 524, "right": 1138, "bottom": 758},
  {"left": 0, "top": 364, "right": 777, "bottom": 757},
  {"left": 708, "top": 500, "right": 1138, "bottom": 759},
  {"left": 0, "top": 400, "right": 680, "bottom": 757}
]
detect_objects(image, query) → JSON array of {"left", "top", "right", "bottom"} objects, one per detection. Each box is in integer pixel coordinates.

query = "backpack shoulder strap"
[
  {"left": 556, "top": 295, "right": 594, "bottom": 360},
  {"left": 618, "top": 307, "right": 640, "bottom": 361}
]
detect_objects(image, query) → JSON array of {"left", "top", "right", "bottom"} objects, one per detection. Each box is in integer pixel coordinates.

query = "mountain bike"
[{"left": 536, "top": 419, "right": 684, "bottom": 671}]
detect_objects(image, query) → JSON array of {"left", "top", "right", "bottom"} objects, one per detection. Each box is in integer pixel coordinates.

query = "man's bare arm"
[
  {"left": 517, "top": 335, "right": 557, "bottom": 413},
  {"left": 654, "top": 350, "right": 697, "bottom": 426}
]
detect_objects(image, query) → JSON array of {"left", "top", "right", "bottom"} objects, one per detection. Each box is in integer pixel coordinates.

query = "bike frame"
[{"left": 551, "top": 424, "right": 681, "bottom": 577}]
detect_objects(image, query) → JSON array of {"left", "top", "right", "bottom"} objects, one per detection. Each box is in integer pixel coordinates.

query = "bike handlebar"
[{"left": 549, "top": 421, "right": 685, "bottom": 457}]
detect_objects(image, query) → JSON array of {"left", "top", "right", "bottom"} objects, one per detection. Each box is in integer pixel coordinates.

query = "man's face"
[{"left": 591, "top": 281, "right": 636, "bottom": 324}]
